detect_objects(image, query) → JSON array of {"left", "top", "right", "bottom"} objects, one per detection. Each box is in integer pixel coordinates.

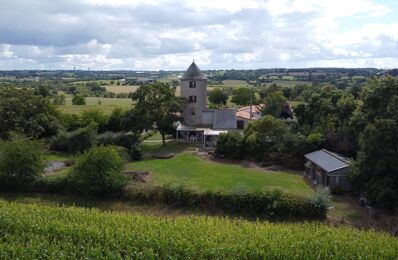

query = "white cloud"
[{"left": 0, "top": 0, "right": 397, "bottom": 69}]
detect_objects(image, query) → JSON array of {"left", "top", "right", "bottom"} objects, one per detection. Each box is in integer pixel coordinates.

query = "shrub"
[
  {"left": 80, "top": 109, "right": 108, "bottom": 133},
  {"left": 72, "top": 94, "right": 86, "bottom": 105},
  {"left": 129, "top": 143, "right": 142, "bottom": 161},
  {"left": 31, "top": 173, "right": 70, "bottom": 193},
  {"left": 0, "top": 135, "right": 44, "bottom": 191},
  {"left": 50, "top": 126, "right": 96, "bottom": 154},
  {"left": 68, "top": 146, "right": 127, "bottom": 196},
  {"left": 105, "top": 108, "right": 125, "bottom": 132},
  {"left": 215, "top": 132, "right": 244, "bottom": 159},
  {"left": 125, "top": 184, "right": 329, "bottom": 219},
  {"left": 97, "top": 131, "right": 141, "bottom": 152}
]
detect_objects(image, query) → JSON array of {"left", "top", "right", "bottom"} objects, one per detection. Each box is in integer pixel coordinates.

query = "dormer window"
[
  {"left": 189, "top": 81, "right": 196, "bottom": 88},
  {"left": 189, "top": 95, "right": 197, "bottom": 103}
]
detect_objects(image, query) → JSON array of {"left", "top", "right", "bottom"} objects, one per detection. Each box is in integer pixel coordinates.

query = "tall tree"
[
  {"left": 231, "top": 88, "right": 256, "bottom": 106},
  {"left": 262, "top": 91, "right": 288, "bottom": 118},
  {"left": 131, "top": 82, "right": 186, "bottom": 145},
  {"left": 0, "top": 87, "right": 60, "bottom": 139},
  {"left": 208, "top": 88, "right": 228, "bottom": 106},
  {"left": 350, "top": 77, "right": 398, "bottom": 210}
]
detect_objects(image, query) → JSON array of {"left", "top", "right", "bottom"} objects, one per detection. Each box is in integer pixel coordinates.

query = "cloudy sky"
[{"left": 0, "top": 0, "right": 398, "bottom": 70}]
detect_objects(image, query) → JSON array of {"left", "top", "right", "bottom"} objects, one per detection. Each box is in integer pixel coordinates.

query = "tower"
[{"left": 180, "top": 61, "right": 207, "bottom": 125}]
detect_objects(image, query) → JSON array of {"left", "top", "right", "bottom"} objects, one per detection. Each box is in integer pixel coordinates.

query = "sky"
[{"left": 0, "top": 0, "right": 398, "bottom": 70}]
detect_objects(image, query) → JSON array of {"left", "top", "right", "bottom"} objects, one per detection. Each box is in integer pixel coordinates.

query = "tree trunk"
[{"left": 161, "top": 132, "right": 166, "bottom": 146}]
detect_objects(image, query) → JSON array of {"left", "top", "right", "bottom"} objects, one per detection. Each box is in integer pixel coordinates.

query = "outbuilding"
[{"left": 304, "top": 149, "right": 353, "bottom": 192}]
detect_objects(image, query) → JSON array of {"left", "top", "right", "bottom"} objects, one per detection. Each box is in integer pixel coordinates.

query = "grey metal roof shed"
[{"left": 304, "top": 149, "right": 350, "bottom": 173}]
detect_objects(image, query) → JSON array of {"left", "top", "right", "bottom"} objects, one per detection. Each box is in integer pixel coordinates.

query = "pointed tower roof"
[{"left": 181, "top": 61, "right": 207, "bottom": 80}]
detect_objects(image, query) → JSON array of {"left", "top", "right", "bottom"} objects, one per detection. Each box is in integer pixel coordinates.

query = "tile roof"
[{"left": 236, "top": 104, "right": 265, "bottom": 120}]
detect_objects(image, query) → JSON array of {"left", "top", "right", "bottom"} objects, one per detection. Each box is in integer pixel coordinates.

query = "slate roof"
[
  {"left": 304, "top": 149, "right": 350, "bottom": 173},
  {"left": 213, "top": 109, "right": 237, "bottom": 129},
  {"left": 181, "top": 61, "right": 207, "bottom": 80}
]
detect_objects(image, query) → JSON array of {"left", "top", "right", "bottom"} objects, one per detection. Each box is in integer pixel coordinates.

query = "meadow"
[
  {"left": 104, "top": 85, "right": 139, "bottom": 94},
  {"left": 59, "top": 97, "right": 133, "bottom": 114},
  {"left": 0, "top": 200, "right": 397, "bottom": 259}
]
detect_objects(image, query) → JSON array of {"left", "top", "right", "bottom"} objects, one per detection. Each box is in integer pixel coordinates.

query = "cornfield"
[{"left": 0, "top": 200, "right": 397, "bottom": 259}]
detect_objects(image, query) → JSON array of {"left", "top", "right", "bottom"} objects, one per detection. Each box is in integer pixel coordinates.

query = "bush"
[
  {"left": 31, "top": 173, "right": 70, "bottom": 193},
  {"left": 105, "top": 108, "right": 125, "bottom": 132},
  {"left": 130, "top": 143, "right": 142, "bottom": 161},
  {"left": 80, "top": 109, "right": 108, "bottom": 133},
  {"left": 50, "top": 126, "right": 97, "bottom": 154},
  {"left": 125, "top": 185, "right": 329, "bottom": 219},
  {"left": 72, "top": 94, "right": 86, "bottom": 105},
  {"left": 0, "top": 135, "right": 44, "bottom": 191},
  {"left": 215, "top": 132, "right": 244, "bottom": 159},
  {"left": 69, "top": 146, "right": 127, "bottom": 196},
  {"left": 97, "top": 131, "right": 140, "bottom": 151}
]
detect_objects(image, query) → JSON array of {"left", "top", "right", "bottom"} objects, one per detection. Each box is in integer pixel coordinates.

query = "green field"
[
  {"left": 105, "top": 85, "right": 139, "bottom": 94},
  {"left": 0, "top": 200, "right": 396, "bottom": 259},
  {"left": 125, "top": 153, "right": 312, "bottom": 194},
  {"left": 270, "top": 80, "right": 312, "bottom": 88},
  {"left": 59, "top": 97, "right": 133, "bottom": 114}
]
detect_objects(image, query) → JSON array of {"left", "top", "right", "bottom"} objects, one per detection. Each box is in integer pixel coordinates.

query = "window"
[
  {"left": 336, "top": 176, "right": 340, "bottom": 185},
  {"left": 189, "top": 81, "right": 196, "bottom": 88},
  {"left": 189, "top": 95, "right": 197, "bottom": 103},
  {"left": 191, "top": 108, "right": 196, "bottom": 115},
  {"left": 237, "top": 120, "right": 244, "bottom": 129}
]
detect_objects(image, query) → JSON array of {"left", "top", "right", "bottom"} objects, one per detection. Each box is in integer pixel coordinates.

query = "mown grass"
[
  {"left": 0, "top": 200, "right": 397, "bottom": 259},
  {"left": 125, "top": 153, "right": 313, "bottom": 195},
  {"left": 59, "top": 97, "right": 133, "bottom": 114}
]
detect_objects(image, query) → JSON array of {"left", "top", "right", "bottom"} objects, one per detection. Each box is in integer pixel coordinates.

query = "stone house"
[{"left": 176, "top": 62, "right": 237, "bottom": 148}]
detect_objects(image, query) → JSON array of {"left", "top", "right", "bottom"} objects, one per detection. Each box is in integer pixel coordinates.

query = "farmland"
[
  {"left": 104, "top": 85, "right": 139, "bottom": 94},
  {"left": 58, "top": 97, "right": 133, "bottom": 114},
  {"left": 0, "top": 200, "right": 397, "bottom": 259}
]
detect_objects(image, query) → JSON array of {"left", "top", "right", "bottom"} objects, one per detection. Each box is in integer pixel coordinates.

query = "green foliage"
[
  {"left": 126, "top": 184, "right": 326, "bottom": 219},
  {"left": 50, "top": 126, "right": 97, "bottom": 154},
  {"left": 52, "top": 94, "right": 66, "bottom": 105},
  {"left": 231, "top": 87, "right": 256, "bottom": 106},
  {"left": 350, "top": 77, "right": 398, "bottom": 211},
  {"left": 72, "top": 94, "right": 86, "bottom": 105},
  {"left": 0, "top": 135, "right": 44, "bottom": 191},
  {"left": 0, "top": 87, "right": 60, "bottom": 139},
  {"left": 215, "top": 132, "right": 244, "bottom": 159},
  {"left": 1, "top": 200, "right": 397, "bottom": 259},
  {"left": 262, "top": 91, "right": 288, "bottom": 118},
  {"left": 97, "top": 131, "right": 140, "bottom": 152},
  {"left": 244, "top": 115, "right": 289, "bottom": 162},
  {"left": 131, "top": 82, "right": 186, "bottom": 145},
  {"left": 208, "top": 88, "right": 228, "bottom": 106},
  {"left": 80, "top": 108, "right": 108, "bottom": 132},
  {"left": 129, "top": 143, "right": 142, "bottom": 161},
  {"left": 69, "top": 146, "right": 127, "bottom": 196},
  {"left": 281, "top": 132, "right": 324, "bottom": 169},
  {"left": 105, "top": 108, "right": 125, "bottom": 132}
]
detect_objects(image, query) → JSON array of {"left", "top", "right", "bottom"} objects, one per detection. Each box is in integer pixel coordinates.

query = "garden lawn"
[{"left": 125, "top": 154, "right": 313, "bottom": 195}]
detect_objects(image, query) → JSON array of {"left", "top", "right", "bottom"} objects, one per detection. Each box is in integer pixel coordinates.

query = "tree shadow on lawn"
[{"left": 141, "top": 141, "right": 197, "bottom": 158}]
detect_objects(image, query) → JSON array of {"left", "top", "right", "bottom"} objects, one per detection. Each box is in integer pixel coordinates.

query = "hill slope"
[{"left": 0, "top": 200, "right": 397, "bottom": 259}]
